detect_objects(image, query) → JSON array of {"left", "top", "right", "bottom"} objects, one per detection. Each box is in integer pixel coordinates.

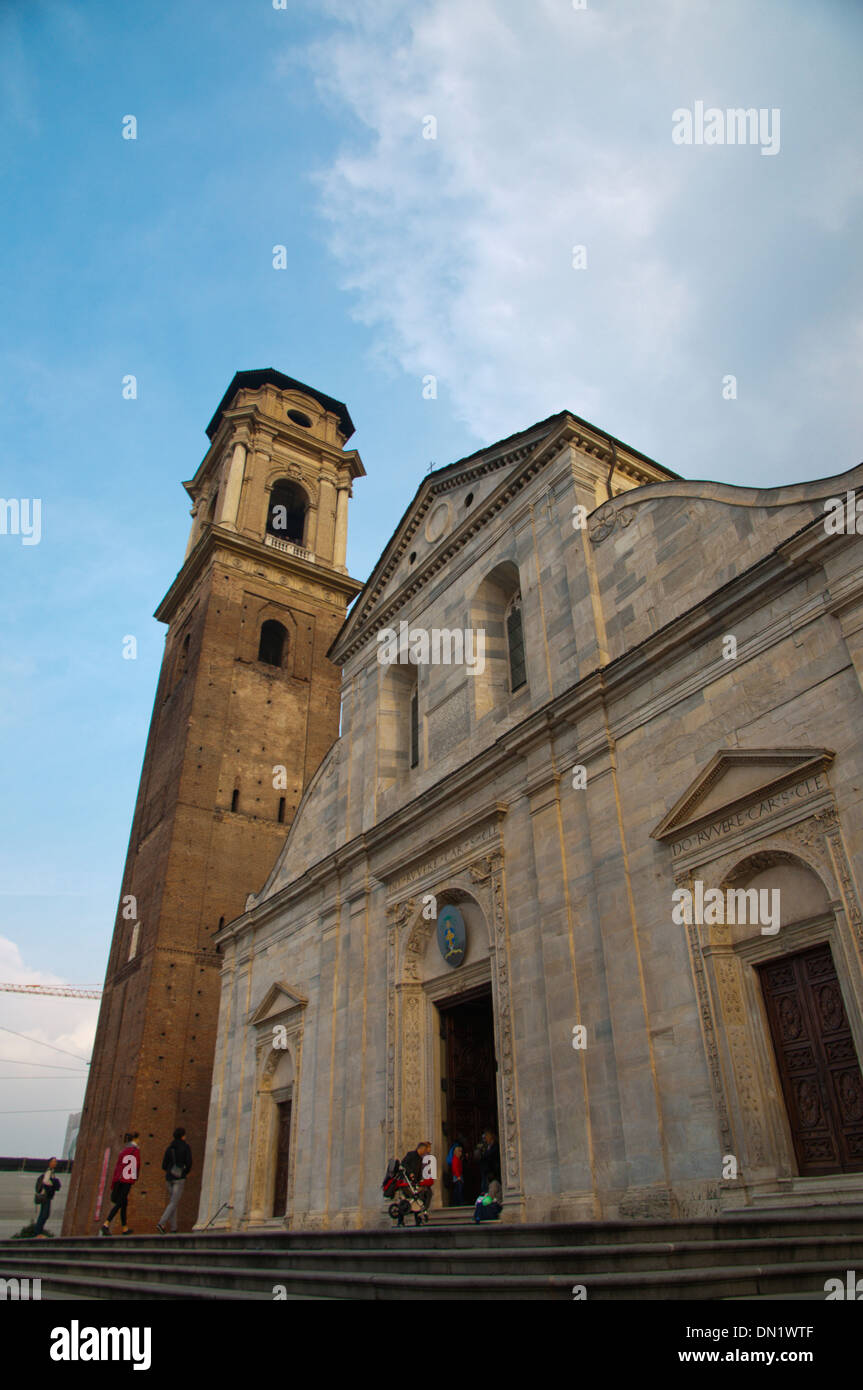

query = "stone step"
[
  {"left": 10, "top": 1208, "right": 863, "bottom": 1254},
  {"left": 0, "top": 1254, "right": 848, "bottom": 1300},
  {"left": 6, "top": 1232, "right": 863, "bottom": 1279},
  {"left": 3, "top": 1209, "right": 860, "bottom": 1300}
]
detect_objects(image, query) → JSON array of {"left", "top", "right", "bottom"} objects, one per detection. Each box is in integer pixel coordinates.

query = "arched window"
[
  {"left": 469, "top": 560, "right": 528, "bottom": 717},
  {"left": 267, "top": 481, "right": 307, "bottom": 545},
  {"left": 258, "top": 620, "right": 287, "bottom": 668},
  {"left": 410, "top": 684, "right": 419, "bottom": 769},
  {"left": 377, "top": 662, "right": 419, "bottom": 789},
  {"left": 505, "top": 593, "right": 526, "bottom": 692}
]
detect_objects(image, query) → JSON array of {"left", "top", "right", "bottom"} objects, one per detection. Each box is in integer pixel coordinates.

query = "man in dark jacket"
[
  {"left": 156, "top": 1127, "right": 193, "bottom": 1233},
  {"left": 478, "top": 1128, "right": 502, "bottom": 1201},
  {"left": 400, "top": 1141, "right": 433, "bottom": 1226}
]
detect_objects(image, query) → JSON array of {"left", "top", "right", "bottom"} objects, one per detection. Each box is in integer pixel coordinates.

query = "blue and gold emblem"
[{"left": 437, "top": 904, "right": 466, "bottom": 968}]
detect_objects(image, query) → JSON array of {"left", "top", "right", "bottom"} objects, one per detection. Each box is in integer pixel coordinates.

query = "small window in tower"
[
  {"left": 278, "top": 797, "right": 286, "bottom": 824},
  {"left": 258, "top": 620, "right": 287, "bottom": 667},
  {"left": 410, "top": 687, "right": 419, "bottom": 769},
  {"left": 506, "top": 594, "right": 527, "bottom": 692},
  {"left": 287, "top": 409, "right": 313, "bottom": 428},
  {"left": 267, "top": 480, "right": 307, "bottom": 545},
  {"left": 231, "top": 788, "right": 239, "bottom": 812}
]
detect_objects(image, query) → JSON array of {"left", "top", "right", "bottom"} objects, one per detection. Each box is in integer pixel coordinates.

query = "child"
[
  {"left": 451, "top": 1144, "right": 464, "bottom": 1205},
  {"left": 474, "top": 1191, "right": 503, "bottom": 1223}
]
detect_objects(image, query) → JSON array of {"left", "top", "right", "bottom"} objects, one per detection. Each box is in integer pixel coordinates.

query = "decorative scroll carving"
[
  {"left": 385, "top": 899, "right": 414, "bottom": 1159},
  {"left": 819, "top": 809, "right": 863, "bottom": 950},
  {"left": 400, "top": 987, "right": 423, "bottom": 1149},
  {"left": 714, "top": 956, "right": 767, "bottom": 1165},
  {"left": 468, "top": 853, "right": 521, "bottom": 1191},
  {"left": 681, "top": 897, "right": 735, "bottom": 1157}
]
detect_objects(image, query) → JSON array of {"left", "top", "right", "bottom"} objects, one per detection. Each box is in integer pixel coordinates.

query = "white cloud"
[
  {"left": 303, "top": 0, "right": 863, "bottom": 480},
  {"left": 0, "top": 936, "right": 97, "bottom": 1155}
]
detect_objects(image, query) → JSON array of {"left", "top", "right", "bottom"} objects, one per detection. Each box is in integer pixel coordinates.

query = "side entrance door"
[
  {"left": 273, "top": 1099, "right": 292, "bottom": 1216},
  {"left": 759, "top": 943, "right": 863, "bottom": 1175}
]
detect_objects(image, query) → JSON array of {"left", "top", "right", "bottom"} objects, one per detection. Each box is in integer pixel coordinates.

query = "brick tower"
[{"left": 64, "top": 370, "right": 364, "bottom": 1234}]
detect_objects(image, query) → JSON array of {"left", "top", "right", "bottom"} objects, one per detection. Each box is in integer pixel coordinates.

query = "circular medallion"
[
  {"left": 425, "top": 501, "right": 451, "bottom": 545},
  {"left": 437, "top": 904, "right": 466, "bottom": 968}
]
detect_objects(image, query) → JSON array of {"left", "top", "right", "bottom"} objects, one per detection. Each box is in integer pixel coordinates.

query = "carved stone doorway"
[{"left": 759, "top": 943, "right": 863, "bottom": 1175}]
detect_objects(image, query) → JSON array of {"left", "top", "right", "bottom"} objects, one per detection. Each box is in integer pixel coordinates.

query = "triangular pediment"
[
  {"left": 651, "top": 747, "right": 834, "bottom": 841},
  {"left": 331, "top": 413, "right": 568, "bottom": 660},
  {"left": 249, "top": 981, "right": 308, "bottom": 1026}
]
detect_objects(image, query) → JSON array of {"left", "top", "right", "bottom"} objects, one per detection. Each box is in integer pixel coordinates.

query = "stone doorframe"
[
  {"left": 246, "top": 982, "right": 307, "bottom": 1226},
  {"left": 676, "top": 809, "right": 863, "bottom": 1201},
  {"left": 384, "top": 851, "right": 523, "bottom": 1198}
]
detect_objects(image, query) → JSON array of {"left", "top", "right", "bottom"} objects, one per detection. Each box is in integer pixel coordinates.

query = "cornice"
[{"left": 154, "top": 524, "right": 363, "bottom": 625}]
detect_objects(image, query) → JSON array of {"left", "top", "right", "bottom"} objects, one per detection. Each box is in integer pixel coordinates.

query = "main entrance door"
[
  {"left": 759, "top": 943, "right": 863, "bottom": 1175},
  {"left": 273, "top": 1099, "right": 292, "bottom": 1216},
  {"left": 438, "top": 988, "right": 498, "bottom": 1205}
]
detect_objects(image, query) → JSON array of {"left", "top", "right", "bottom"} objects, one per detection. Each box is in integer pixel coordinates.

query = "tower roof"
[{"left": 206, "top": 368, "right": 355, "bottom": 442}]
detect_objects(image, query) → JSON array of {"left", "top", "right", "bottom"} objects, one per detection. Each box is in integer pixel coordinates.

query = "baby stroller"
[{"left": 382, "top": 1158, "right": 431, "bottom": 1227}]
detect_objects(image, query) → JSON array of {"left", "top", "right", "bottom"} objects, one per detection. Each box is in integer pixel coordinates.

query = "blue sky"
[{"left": 1, "top": 0, "right": 861, "bottom": 1153}]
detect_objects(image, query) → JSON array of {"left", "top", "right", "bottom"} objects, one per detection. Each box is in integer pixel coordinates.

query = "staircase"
[{"left": 3, "top": 1209, "right": 862, "bottom": 1300}]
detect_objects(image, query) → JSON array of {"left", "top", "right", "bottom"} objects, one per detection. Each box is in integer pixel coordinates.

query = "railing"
[{"left": 265, "top": 534, "right": 313, "bottom": 561}]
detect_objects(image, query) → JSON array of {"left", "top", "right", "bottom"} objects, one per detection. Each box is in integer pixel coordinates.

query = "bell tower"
[{"left": 64, "top": 370, "right": 364, "bottom": 1234}]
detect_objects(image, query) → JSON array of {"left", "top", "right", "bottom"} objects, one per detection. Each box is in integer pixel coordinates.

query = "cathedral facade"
[{"left": 193, "top": 397, "right": 863, "bottom": 1230}]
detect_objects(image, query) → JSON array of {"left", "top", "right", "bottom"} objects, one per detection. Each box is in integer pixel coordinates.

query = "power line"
[
  {"left": 0, "top": 1026, "right": 90, "bottom": 1064},
  {"left": 0, "top": 1109, "right": 79, "bottom": 1114},
  {"left": 0, "top": 1057, "right": 88, "bottom": 1072}
]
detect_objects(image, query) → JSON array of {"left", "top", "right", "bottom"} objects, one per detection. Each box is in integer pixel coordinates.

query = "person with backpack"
[
  {"left": 101, "top": 1131, "right": 140, "bottom": 1236},
  {"left": 32, "top": 1156, "right": 61, "bottom": 1237},
  {"left": 156, "top": 1126, "right": 193, "bottom": 1233}
]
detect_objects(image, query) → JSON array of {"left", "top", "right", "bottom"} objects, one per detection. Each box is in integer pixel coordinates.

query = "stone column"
[
  {"left": 334, "top": 484, "right": 350, "bottom": 570},
  {"left": 317, "top": 476, "right": 337, "bottom": 566},
  {"left": 184, "top": 500, "right": 201, "bottom": 559},
  {"left": 216, "top": 440, "right": 247, "bottom": 530}
]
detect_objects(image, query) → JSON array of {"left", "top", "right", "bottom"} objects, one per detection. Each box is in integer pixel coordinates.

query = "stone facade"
[
  {"left": 198, "top": 407, "right": 863, "bottom": 1229},
  {"left": 64, "top": 371, "right": 363, "bottom": 1234}
]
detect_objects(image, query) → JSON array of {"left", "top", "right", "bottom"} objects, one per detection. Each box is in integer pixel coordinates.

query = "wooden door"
[
  {"left": 759, "top": 944, "right": 863, "bottom": 1175},
  {"left": 273, "top": 1100, "right": 292, "bottom": 1216}
]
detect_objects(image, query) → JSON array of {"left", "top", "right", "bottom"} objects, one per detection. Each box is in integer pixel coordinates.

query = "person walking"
[
  {"left": 32, "top": 1156, "right": 61, "bottom": 1237},
  {"left": 156, "top": 1126, "right": 192, "bottom": 1233},
  {"left": 101, "top": 1131, "right": 140, "bottom": 1236}
]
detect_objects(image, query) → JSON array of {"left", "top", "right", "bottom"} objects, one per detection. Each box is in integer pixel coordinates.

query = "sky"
[{"left": 0, "top": 0, "right": 861, "bottom": 1155}]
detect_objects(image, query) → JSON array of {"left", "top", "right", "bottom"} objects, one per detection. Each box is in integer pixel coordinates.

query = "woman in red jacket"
[{"left": 101, "top": 1131, "right": 140, "bottom": 1236}]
